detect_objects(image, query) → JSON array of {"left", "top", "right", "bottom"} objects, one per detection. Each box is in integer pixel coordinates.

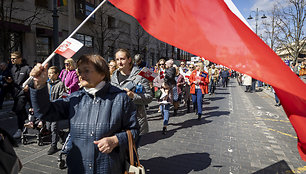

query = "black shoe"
[
  {"left": 173, "top": 109, "right": 177, "bottom": 116},
  {"left": 162, "top": 127, "right": 167, "bottom": 135},
  {"left": 198, "top": 114, "right": 202, "bottom": 120},
  {"left": 47, "top": 146, "right": 58, "bottom": 155}
]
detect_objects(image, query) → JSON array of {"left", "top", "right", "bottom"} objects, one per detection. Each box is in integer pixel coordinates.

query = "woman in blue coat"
[{"left": 29, "top": 54, "right": 139, "bottom": 174}]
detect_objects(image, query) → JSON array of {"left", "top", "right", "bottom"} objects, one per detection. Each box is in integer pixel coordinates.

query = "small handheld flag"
[
  {"left": 138, "top": 67, "right": 158, "bottom": 81},
  {"left": 55, "top": 38, "right": 83, "bottom": 59}
]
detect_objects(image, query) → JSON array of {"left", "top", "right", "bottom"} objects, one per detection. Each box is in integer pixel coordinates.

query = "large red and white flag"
[
  {"left": 109, "top": 0, "right": 306, "bottom": 160},
  {"left": 138, "top": 67, "right": 158, "bottom": 81},
  {"left": 55, "top": 38, "right": 83, "bottom": 59}
]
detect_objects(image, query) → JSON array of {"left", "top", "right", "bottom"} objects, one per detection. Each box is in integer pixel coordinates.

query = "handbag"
[
  {"left": 154, "top": 89, "right": 162, "bottom": 99},
  {"left": 124, "top": 130, "right": 145, "bottom": 174},
  {"left": 0, "top": 129, "right": 22, "bottom": 174}
]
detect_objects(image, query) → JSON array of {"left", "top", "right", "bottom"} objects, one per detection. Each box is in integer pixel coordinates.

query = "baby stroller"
[
  {"left": 58, "top": 133, "right": 72, "bottom": 169},
  {"left": 21, "top": 109, "right": 51, "bottom": 146}
]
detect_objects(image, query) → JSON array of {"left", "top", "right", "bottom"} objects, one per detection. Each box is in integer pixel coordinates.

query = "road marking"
[
  {"left": 291, "top": 166, "right": 306, "bottom": 174},
  {"left": 267, "top": 128, "right": 297, "bottom": 139},
  {"left": 255, "top": 117, "right": 290, "bottom": 123}
]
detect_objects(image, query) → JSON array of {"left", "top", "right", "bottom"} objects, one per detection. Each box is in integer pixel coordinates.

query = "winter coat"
[
  {"left": 208, "top": 68, "right": 219, "bottom": 83},
  {"left": 164, "top": 67, "right": 176, "bottom": 86},
  {"left": 189, "top": 70, "right": 209, "bottom": 94},
  {"left": 220, "top": 69, "right": 230, "bottom": 78},
  {"left": 111, "top": 66, "right": 152, "bottom": 136},
  {"left": 176, "top": 74, "right": 185, "bottom": 95},
  {"left": 242, "top": 74, "right": 252, "bottom": 86},
  {"left": 59, "top": 69, "right": 79, "bottom": 94},
  {"left": 153, "top": 74, "right": 164, "bottom": 89},
  {"left": 30, "top": 82, "right": 139, "bottom": 174},
  {"left": 10, "top": 63, "right": 31, "bottom": 97},
  {"left": 47, "top": 79, "right": 65, "bottom": 101}
]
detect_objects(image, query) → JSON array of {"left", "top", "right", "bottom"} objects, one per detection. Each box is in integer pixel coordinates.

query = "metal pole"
[
  {"left": 53, "top": 0, "right": 59, "bottom": 66},
  {"left": 255, "top": 8, "right": 258, "bottom": 34},
  {"left": 22, "top": 0, "right": 109, "bottom": 88}
]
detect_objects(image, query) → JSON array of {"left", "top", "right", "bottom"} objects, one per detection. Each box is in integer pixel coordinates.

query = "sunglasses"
[
  {"left": 64, "top": 63, "right": 70, "bottom": 66},
  {"left": 11, "top": 58, "right": 17, "bottom": 60},
  {"left": 159, "top": 63, "right": 165, "bottom": 65}
]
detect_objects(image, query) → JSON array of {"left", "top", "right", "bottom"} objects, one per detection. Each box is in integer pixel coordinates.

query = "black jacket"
[{"left": 10, "top": 63, "right": 31, "bottom": 97}]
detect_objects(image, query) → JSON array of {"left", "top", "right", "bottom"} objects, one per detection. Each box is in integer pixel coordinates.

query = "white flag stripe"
[
  {"left": 66, "top": 38, "right": 83, "bottom": 52},
  {"left": 224, "top": 0, "right": 253, "bottom": 30}
]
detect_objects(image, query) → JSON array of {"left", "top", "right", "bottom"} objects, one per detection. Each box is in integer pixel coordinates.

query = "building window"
[
  {"left": 76, "top": 0, "right": 95, "bottom": 20},
  {"left": 118, "top": 20, "right": 130, "bottom": 34},
  {"left": 108, "top": 16, "right": 116, "bottom": 29},
  {"left": 35, "top": 0, "right": 48, "bottom": 8},
  {"left": 36, "top": 37, "right": 51, "bottom": 62},
  {"left": 74, "top": 33, "right": 93, "bottom": 47}
]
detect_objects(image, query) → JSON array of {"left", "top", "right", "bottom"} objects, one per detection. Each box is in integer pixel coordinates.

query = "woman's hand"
[
  {"left": 30, "top": 63, "right": 48, "bottom": 89},
  {"left": 123, "top": 88, "right": 135, "bottom": 99},
  {"left": 93, "top": 135, "right": 119, "bottom": 154}
]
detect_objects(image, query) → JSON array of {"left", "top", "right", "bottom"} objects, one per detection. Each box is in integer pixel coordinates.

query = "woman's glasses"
[{"left": 64, "top": 63, "right": 70, "bottom": 66}]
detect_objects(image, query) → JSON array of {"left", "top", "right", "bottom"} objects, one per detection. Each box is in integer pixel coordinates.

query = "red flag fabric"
[
  {"left": 138, "top": 67, "right": 158, "bottom": 81},
  {"left": 109, "top": 0, "right": 306, "bottom": 160},
  {"left": 55, "top": 38, "right": 83, "bottom": 59}
]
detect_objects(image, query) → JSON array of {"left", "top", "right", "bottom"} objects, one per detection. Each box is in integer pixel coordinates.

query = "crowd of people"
[{"left": 1, "top": 49, "right": 305, "bottom": 173}]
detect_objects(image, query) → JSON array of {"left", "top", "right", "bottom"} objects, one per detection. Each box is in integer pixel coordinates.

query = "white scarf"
[{"left": 84, "top": 81, "right": 106, "bottom": 96}]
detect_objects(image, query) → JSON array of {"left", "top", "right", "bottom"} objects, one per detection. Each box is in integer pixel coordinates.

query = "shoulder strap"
[
  {"left": 126, "top": 130, "right": 134, "bottom": 165},
  {"left": 126, "top": 130, "right": 142, "bottom": 167}
]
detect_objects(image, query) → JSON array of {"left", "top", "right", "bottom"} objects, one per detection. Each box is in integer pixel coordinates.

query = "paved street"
[{"left": 1, "top": 79, "right": 305, "bottom": 173}]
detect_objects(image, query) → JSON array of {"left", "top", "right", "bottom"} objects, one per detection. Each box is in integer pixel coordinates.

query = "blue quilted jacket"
[{"left": 30, "top": 82, "right": 139, "bottom": 174}]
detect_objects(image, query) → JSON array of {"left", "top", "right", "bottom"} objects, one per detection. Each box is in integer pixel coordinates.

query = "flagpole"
[{"left": 22, "top": 0, "right": 109, "bottom": 88}]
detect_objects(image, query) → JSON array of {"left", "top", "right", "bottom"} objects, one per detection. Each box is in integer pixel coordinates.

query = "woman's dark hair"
[
  {"left": 164, "top": 67, "right": 176, "bottom": 86},
  {"left": 77, "top": 54, "right": 110, "bottom": 82}
]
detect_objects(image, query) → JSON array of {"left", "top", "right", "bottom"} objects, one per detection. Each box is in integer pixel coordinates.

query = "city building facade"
[{"left": 0, "top": 0, "right": 191, "bottom": 68}]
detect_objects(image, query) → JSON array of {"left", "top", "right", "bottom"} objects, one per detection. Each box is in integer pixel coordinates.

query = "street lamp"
[{"left": 247, "top": 8, "right": 267, "bottom": 34}]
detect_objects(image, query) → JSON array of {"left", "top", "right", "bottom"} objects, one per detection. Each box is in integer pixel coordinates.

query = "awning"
[{"left": 0, "top": 21, "right": 31, "bottom": 32}]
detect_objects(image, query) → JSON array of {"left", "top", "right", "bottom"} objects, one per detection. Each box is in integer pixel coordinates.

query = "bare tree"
[
  {"left": 132, "top": 23, "right": 150, "bottom": 56},
  {"left": 276, "top": 0, "right": 306, "bottom": 63},
  {"left": 262, "top": 5, "right": 282, "bottom": 51},
  {"left": 0, "top": 0, "right": 47, "bottom": 62},
  {"left": 87, "top": 4, "right": 120, "bottom": 59}
]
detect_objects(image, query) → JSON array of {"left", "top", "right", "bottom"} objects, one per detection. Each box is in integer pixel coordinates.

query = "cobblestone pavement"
[{"left": 0, "top": 79, "right": 305, "bottom": 174}]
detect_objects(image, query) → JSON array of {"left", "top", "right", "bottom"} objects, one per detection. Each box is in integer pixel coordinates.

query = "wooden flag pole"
[{"left": 23, "top": 0, "right": 108, "bottom": 88}]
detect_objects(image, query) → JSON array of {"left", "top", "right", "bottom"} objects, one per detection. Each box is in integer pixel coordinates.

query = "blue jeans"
[
  {"left": 208, "top": 80, "right": 216, "bottom": 93},
  {"left": 274, "top": 93, "right": 280, "bottom": 104},
  {"left": 251, "top": 80, "right": 257, "bottom": 92},
  {"left": 192, "top": 89, "right": 203, "bottom": 115},
  {"left": 161, "top": 104, "right": 170, "bottom": 126}
]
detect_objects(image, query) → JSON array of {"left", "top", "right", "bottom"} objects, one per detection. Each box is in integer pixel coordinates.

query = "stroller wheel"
[
  {"left": 38, "top": 140, "right": 43, "bottom": 146},
  {"left": 22, "top": 138, "right": 27, "bottom": 145},
  {"left": 58, "top": 159, "right": 66, "bottom": 169}
]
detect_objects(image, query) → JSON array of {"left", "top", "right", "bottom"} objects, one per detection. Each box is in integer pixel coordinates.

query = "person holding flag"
[
  {"left": 111, "top": 48, "right": 152, "bottom": 148},
  {"left": 189, "top": 62, "right": 209, "bottom": 119},
  {"left": 29, "top": 54, "right": 139, "bottom": 173}
]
